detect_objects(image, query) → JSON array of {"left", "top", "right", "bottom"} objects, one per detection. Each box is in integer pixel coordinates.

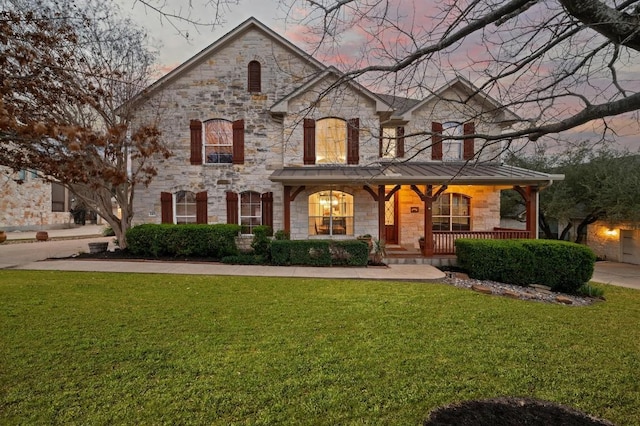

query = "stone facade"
[
  {"left": 0, "top": 167, "right": 71, "bottom": 231},
  {"left": 587, "top": 221, "right": 640, "bottom": 264},
  {"left": 130, "top": 18, "right": 525, "bottom": 245}
]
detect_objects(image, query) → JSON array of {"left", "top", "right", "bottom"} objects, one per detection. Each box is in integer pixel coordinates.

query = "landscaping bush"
[
  {"left": 456, "top": 239, "right": 596, "bottom": 293},
  {"left": 270, "top": 239, "right": 369, "bottom": 266},
  {"left": 251, "top": 226, "right": 272, "bottom": 259},
  {"left": 126, "top": 224, "right": 241, "bottom": 258}
]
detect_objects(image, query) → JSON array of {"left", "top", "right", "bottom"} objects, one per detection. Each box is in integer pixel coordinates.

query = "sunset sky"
[{"left": 116, "top": 0, "right": 640, "bottom": 151}]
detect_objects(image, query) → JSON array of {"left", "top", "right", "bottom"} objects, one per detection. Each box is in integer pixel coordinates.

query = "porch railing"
[{"left": 433, "top": 230, "right": 531, "bottom": 255}]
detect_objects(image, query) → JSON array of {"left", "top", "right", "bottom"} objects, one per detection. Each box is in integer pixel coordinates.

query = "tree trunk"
[
  {"left": 539, "top": 211, "right": 554, "bottom": 239},
  {"left": 559, "top": 222, "right": 572, "bottom": 241}
]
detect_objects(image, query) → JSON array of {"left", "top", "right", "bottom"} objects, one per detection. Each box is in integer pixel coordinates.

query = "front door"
[{"left": 384, "top": 191, "right": 399, "bottom": 244}]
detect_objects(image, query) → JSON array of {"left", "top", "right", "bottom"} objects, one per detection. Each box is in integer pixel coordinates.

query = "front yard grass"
[{"left": 1, "top": 270, "right": 639, "bottom": 424}]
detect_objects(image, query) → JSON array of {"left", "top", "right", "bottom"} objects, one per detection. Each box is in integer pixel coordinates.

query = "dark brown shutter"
[
  {"left": 463, "top": 122, "right": 475, "bottom": 160},
  {"left": 303, "top": 118, "right": 316, "bottom": 165},
  {"left": 161, "top": 192, "right": 173, "bottom": 224},
  {"left": 190, "top": 120, "right": 202, "bottom": 165},
  {"left": 226, "top": 191, "right": 238, "bottom": 224},
  {"left": 432, "top": 121, "right": 443, "bottom": 161},
  {"left": 232, "top": 119, "right": 244, "bottom": 165},
  {"left": 261, "top": 192, "right": 273, "bottom": 229},
  {"left": 378, "top": 126, "right": 384, "bottom": 158},
  {"left": 248, "top": 61, "right": 261, "bottom": 93},
  {"left": 196, "top": 191, "right": 208, "bottom": 224},
  {"left": 396, "top": 126, "right": 405, "bottom": 158},
  {"left": 347, "top": 118, "right": 359, "bottom": 165}
]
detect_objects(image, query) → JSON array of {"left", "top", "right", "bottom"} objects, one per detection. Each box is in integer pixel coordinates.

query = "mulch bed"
[{"left": 423, "top": 397, "right": 614, "bottom": 425}]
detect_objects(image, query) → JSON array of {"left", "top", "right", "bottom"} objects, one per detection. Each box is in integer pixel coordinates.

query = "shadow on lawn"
[{"left": 424, "top": 397, "right": 614, "bottom": 425}]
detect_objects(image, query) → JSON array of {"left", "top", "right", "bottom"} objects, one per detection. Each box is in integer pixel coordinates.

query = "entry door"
[
  {"left": 622, "top": 230, "right": 640, "bottom": 264},
  {"left": 384, "top": 192, "right": 399, "bottom": 244}
]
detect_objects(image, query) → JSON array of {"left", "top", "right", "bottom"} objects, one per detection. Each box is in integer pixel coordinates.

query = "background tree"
[
  {"left": 283, "top": 0, "right": 640, "bottom": 149},
  {"left": 503, "top": 146, "right": 640, "bottom": 242},
  {"left": 0, "top": 0, "right": 170, "bottom": 248}
]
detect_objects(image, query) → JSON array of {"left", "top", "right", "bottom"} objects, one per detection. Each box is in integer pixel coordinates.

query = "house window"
[
  {"left": 240, "top": 191, "right": 261, "bottom": 234},
  {"left": 308, "top": 190, "right": 354, "bottom": 236},
  {"left": 316, "top": 118, "right": 347, "bottom": 164},
  {"left": 204, "top": 119, "right": 233, "bottom": 164},
  {"left": 51, "top": 182, "right": 68, "bottom": 212},
  {"left": 433, "top": 193, "right": 471, "bottom": 231},
  {"left": 248, "top": 60, "right": 261, "bottom": 93},
  {"left": 442, "top": 121, "right": 463, "bottom": 161},
  {"left": 174, "top": 190, "right": 197, "bottom": 224},
  {"left": 381, "top": 127, "right": 397, "bottom": 159}
]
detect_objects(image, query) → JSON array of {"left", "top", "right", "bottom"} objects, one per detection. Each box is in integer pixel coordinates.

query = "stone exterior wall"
[
  {"left": 0, "top": 167, "right": 71, "bottom": 231},
  {"left": 587, "top": 221, "right": 640, "bottom": 264}
]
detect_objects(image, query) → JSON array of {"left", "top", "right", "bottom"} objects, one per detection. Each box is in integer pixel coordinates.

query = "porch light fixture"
[{"left": 604, "top": 228, "right": 618, "bottom": 237}]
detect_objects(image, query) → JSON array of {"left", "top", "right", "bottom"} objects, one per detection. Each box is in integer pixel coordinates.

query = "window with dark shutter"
[
  {"left": 196, "top": 191, "right": 208, "bottom": 224},
  {"left": 232, "top": 119, "right": 244, "bottom": 165},
  {"left": 161, "top": 192, "right": 173, "bottom": 224},
  {"left": 303, "top": 118, "right": 316, "bottom": 165},
  {"left": 463, "top": 122, "right": 475, "bottom": 160},
  {"left": 226, "top": 192, "right": 239, "bottom": 224},
  {"left": 431, "top": 122, "right": 443, "bottom": 161},
  {"left": 248, "top": 61, "right": 261, "bottom": 93},
  {"left": 347, "top": 118, "right": 359, "bottom": 165},
  {"left": 190, "top": 120, "right": 203, "bottom": 165}
]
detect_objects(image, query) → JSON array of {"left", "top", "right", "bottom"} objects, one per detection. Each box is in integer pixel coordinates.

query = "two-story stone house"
[{"left": 130, "top": 17, "right": 563, "bottom": 257}]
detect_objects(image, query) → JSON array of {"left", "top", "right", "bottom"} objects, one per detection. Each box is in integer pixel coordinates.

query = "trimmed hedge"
[
  {"left": 126, "top": 224, "right": 241, "bottom": 258},
  {"left": 455, "top": 238, "right": 596, "bottom": 293},
  {"left": 271, "top": 239, "right": 369, "bottom": 266}
]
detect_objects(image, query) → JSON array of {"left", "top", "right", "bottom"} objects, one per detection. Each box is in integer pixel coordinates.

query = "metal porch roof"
[{"left": 269, "top": 162, "right": 564, "bottom": 186}]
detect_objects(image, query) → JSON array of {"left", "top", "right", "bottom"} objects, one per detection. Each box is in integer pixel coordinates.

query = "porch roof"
[{"left": 269, "top": 162, "right": 564, "bottom": 186}]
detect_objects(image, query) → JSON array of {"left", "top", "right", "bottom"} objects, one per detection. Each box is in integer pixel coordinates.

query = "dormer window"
[
  {"left": 248, "top": 61, "right": 261, "bottom": 93},
  {"left": 442, "top": 121, "right": 463, "bottom": 161}
]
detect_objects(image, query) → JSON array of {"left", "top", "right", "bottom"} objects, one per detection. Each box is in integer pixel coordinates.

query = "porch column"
[
  {"left": 424, "top": 185, "right": 434, "bottom": 256},
  {"left": 283, "top": 186, "right": 291, "bottom": 234},
  {"left": 378, "top": 185, "right": 385, "bottom": 241},
  {"left": 527, "top": 186, "right": 539, "bottom": 239}
]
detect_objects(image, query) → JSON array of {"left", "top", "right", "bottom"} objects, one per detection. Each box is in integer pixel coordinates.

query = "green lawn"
[{"left": 1, "top": 271, "right": 639, "bottom": 425}]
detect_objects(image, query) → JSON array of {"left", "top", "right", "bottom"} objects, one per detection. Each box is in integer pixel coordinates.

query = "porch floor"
[{"left": 383, "top": 245, "right": 458, "bottom": 267}]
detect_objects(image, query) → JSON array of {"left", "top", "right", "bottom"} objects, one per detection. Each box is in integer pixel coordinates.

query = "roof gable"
[
  {"left": 132, "top": 17, "right": 326, "bottom": 104},
  {"left": 270, "top": 66, "right": 394, "bottom": 114},
  {"left": 395, "top": 76, "right": 520, "bottom": 125}
]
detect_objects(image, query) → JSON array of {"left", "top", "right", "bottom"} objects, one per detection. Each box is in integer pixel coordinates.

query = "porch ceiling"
[{"left": 269, "top": 162, "right": 564, "bottom": 186}]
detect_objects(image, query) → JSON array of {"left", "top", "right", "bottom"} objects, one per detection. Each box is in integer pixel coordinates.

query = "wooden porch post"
[
  {"left": 378, "top": 185, "right": 386, "bottom": 241},
  {"left": 283, "top": 186, "right": 291, "bottom": 234},
  {"left": 424, "top": 185, "right": 434, "bottom": 256},
  {"left": 527, "top": 186, "right": 539, "bottom": 239}
]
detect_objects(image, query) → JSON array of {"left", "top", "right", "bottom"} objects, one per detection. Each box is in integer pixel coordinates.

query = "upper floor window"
[
  {"left": 248, "top": 61, "right": 261, "bottom": 93},
  {"left": 308, "top": 190, "right": 354, "bottom": 236},
  {"left": 204, "top": 119, "right": 233, "bottom": 164},
  {"left": 240, "top": 191, "right": 261, "bottom": 234},
  {"left": 433, "top": 193, "right": 471, "bottom": 231},
  {"left": 316, "top": 118, "right": 347, "bottom": 164},
  {"left": 380, "top": 126, "right": 405, "bottom": 158},
  {"left": 174, "top": 190, "right": 197, "bottom": 224},
  {"left": 442, "top": 121, "right": 463, "bottom": 161}
]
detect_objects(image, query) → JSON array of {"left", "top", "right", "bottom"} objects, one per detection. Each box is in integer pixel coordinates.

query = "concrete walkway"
[
  {"left": 2, "top": 225, "right": 640, "bottom": 288},
  {"left": 0, "top": 225, "right": 446, "bottom": 281}
]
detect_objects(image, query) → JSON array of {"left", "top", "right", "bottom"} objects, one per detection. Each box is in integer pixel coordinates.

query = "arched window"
[
  {"left": 433, "top": 193, "right": 471, "bottom": 231},
  {"left": 204, "top": 119, "right": 233, "bottom": 163},
  {"left": 308, "top": 190, "right": 354, "bottom": 236},
  {"left": 240, "top": 191, "right": 261, "bottom": 234},
  {"left": 316, "top": 118, "right": 347, "bottom": 164},
  {"left": 248, "top": 60, "right": 261, "bottom": 93},
  {"left": 174, "top": 190, "right": 197, "bottom": 224}
]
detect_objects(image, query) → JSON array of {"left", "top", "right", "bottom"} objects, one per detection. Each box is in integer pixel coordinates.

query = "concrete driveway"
[
  {"left": 0, "top": 237, "right": 113, "bottom": 269},
  {"left": 592, "top": 261, "right": 640, "bottom": 290}
]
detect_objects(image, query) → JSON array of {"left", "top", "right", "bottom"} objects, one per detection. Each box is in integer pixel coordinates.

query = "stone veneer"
[{"left": 0, "top": 167, "right": 71, "bottom": 231}]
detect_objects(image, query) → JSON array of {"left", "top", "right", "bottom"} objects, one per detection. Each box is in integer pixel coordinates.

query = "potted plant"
[
  {"left": 371, "top": 238, "right": 386, "bottom": 265},
  {"left": 36, "top": 231, "right": 49, "bottom": 241},
  {"left": 419, "top": 236, "right": 425, "bottom": 251},
  {"left": 0, "top": 230, "right": 6, "bottom": 244}
]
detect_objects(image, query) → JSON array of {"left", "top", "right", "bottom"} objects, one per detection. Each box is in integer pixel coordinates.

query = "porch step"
[{"left": 384, "top": 255, "right": 458, "bottom": 267}]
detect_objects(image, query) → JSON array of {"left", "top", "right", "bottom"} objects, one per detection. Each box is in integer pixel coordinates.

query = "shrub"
[
  {"left": 270, "top": 239, "right": 369, "bottom": 266},
  {"left": 126, "top": 224, "right": 241, "bottom": 258},
  {"left": 251, "top": 226, "right": 272, "bottom": 258},
  {"left": 456, "top": 239, "right": 596, "bottom": 293},
  {"left": 274, "top": 229, "right": 290, "bottom": 240}
]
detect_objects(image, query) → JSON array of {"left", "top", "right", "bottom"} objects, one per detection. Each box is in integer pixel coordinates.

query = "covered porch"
[{"left": 270, "top": 162, "right": 563, "bottom": 257}]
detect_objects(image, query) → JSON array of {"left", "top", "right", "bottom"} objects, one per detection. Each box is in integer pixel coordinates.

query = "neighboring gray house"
[{"left": 130, "top": 17, "right": 562, "bottom": 256}]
